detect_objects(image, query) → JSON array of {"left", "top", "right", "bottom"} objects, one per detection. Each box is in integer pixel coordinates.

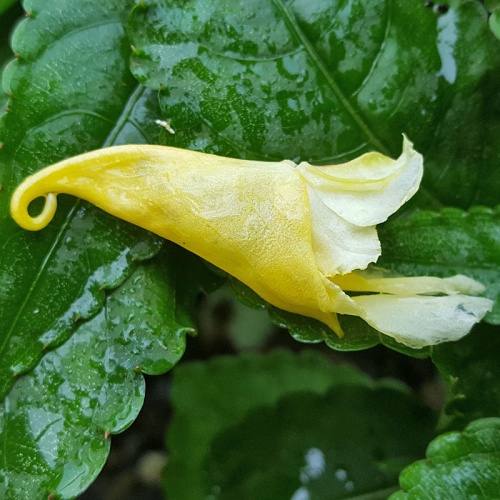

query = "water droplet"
[
  {"left": 299, "top": 447, "right": 325, "bottom": 483},
  {"left": 436, "top": 8, "right": 458, "bottom": 84},
  {"left": 335, "top": 468, "right": 347, "bottom": 481},
  {"left": 345, "top": 481, "right": 355, "bottom": 492},
  {"left": 291, "top": 486, "right": 310, "bottom": 500}
]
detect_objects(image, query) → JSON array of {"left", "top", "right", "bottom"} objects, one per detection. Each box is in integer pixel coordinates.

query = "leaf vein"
[
  {"left": 0, "top": 203, "right": 79, "bottom": 367},
  {"left": 272, "top": 0, "right": 390, "bottom": 155},
  {"left": 351, "top": 1, "right": 391, "bottom": 99}
]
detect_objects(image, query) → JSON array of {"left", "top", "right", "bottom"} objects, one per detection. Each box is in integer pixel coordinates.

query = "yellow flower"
[{"left": 10, "top": 137, "right": 492, "bottom": 348}]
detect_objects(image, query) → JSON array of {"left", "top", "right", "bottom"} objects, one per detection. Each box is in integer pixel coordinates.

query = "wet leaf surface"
[
  {"left": 1, "top": 1, "right": 499, "bottom": 497},
  {"left": 0, "top": 0, "right": 163, "bottom": 397},
  {"left": 129, "top": 0, "right": 500, "bottom": 207},
  {"left": 391, "top": 418, "right": 500, "bottom": 499},
  {"left": 128, "top": 0, "right": 500, "bottom": 349},
  {"left": 0, "top": 242, "right": 217, "bottom": 499}
]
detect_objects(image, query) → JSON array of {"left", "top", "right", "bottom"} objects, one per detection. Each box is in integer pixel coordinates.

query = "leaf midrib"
[
  {"left": 0, "top": 204, "right": 78, "bottom": 360},
  {"left": 271, "top": 0, "right": 391, "bottom": 156}
]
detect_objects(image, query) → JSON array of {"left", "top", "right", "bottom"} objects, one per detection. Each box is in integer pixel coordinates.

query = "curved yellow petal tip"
[
  {"left": 9, "top": 141, "right": 492, "bottom": 347},
  {"left": 11, "top": 188, "right": 58, "bottom": 231}
]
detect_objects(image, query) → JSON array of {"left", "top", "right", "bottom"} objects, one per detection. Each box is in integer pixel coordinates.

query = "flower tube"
[{"left": 10, "top": 137, "right": 493, "bottom": 347}]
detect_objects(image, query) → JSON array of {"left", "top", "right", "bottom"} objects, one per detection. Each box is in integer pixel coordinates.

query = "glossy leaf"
[
  {"left": 127, "top": 0, "right": 500, "bottom": 349},
  {"left": 378, "top": 206, "right": 500, "bottom": 324},
  {"left": 390, "top": 418, "right": 500, "bottom": 499},
  {"left": 165, "top": 351, "right": 436, "bottom": 500},
  {"left": 0, "top": 242, "right": 217, "bottom": 500},
  {"left": 129, "top": 0, "right": 500, "bottom": 207},
  {"left": 0, "top": 0, "right": 164, "bottom": 397},
  {"left": 431, "top": 323, "right": 500, "bottom": 431}
]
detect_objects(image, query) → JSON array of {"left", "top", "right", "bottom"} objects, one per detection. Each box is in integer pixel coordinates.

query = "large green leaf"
[
  {"left": 390, "top": 418, "right": 500, "bottom": 499},
  {"left": 129, "top": 0, "right": 500, "bottom": 206},
  {"left": 0, "top": 0, "right": 164, "bottom": 397},
  {"left": 127, "top": 0, "right": 500, "bottom": 349},
  {"left": 0, "top": 242, "right": 217, "bottom": 500},
  {"left": 207, "top": 387, "right": 435, "bottom": 499},
  {"left": 165, "top": 351, "right": 436, "bottom": 499},
  {"left": 165, "top": 350, "right": 372, "bottom": 499}
]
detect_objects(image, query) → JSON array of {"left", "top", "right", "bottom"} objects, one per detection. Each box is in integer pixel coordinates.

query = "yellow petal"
[
  {"left": 10, "top": 140, "right": 491, "bottom": 348},
  {"left": 298, "top": 135, "right": 423, "bottom": 226},
  {"left": 9, "top": 145, "right": 350, "bottom": 334}
]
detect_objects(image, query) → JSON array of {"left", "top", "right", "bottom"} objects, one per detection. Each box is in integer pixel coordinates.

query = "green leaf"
[
  {"left": 207, "top": 386, "right": 436, "bottom": 500},
  {"left": 165, "top": 350, "right": 374, "bottom": 500},
  {"left": 0, "top": 241, "right": 215, "bottom": 500},
  {"left": 165, "top": 351, "right": 436, "bottom": 500},
  {"left": 378, "top": 206, "right": 500, "bottom": 324},
  {"left": 432, "top": 323, "right": 500, "bottom": 431},
  {"left": 127, "top": 0, "right": 500, "bottom": 349},
  {"left": 390, "top": 418, "right": 500, "bottom": 499},
  {"left": 129, "top": 0, "right": 500, "bottom": 207},
  {"left": 0, "top": 0, "right": 164, "bottom": 397}
]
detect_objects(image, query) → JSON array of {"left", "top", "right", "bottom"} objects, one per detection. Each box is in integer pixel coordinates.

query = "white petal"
[
  {"left": 350, "top": 294, "right": 494, "bottom": 348},
  {"left": 298, "top": 136, "right": 423, "bottom": 226},
  {"left": 306, "top": 186, "right": 380, "bottom": 275}
]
